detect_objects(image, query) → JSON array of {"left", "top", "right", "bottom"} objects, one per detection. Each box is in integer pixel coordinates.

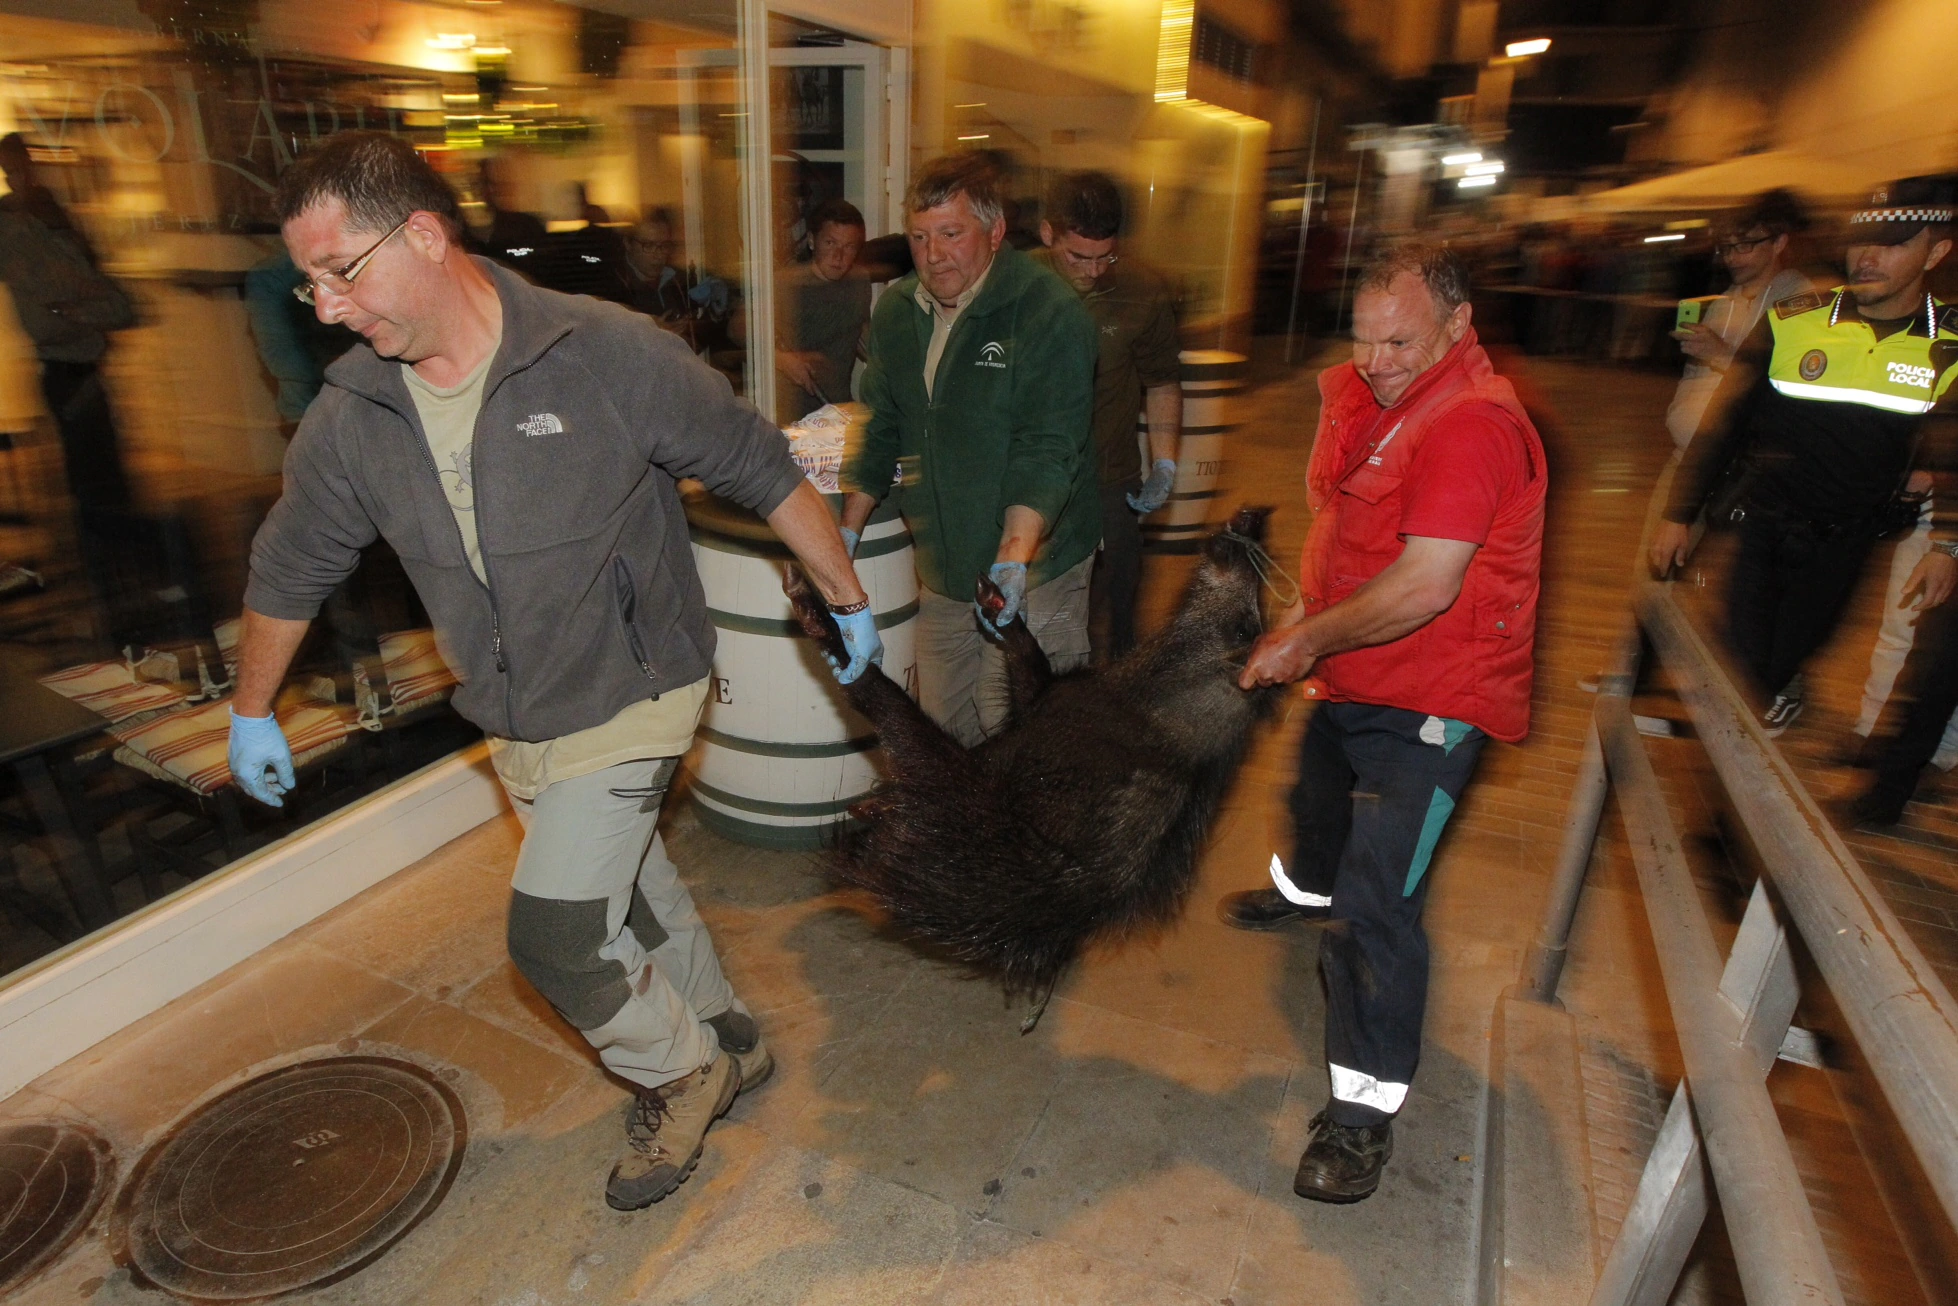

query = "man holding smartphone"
[{"left": 1664, "top": 190, "right": 1812, "bottom": 450}]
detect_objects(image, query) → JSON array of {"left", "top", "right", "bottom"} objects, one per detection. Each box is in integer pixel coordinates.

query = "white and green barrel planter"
[
  {"left": 1138, "top": 349, "right": 1248, "bottom": 554},
  {"left": 683, "top": 493, "right": 918, "bottom": 849}
]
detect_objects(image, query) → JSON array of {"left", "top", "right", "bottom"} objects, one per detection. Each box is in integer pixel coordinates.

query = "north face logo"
[
  {"left": 976, "top": 341, "right": 1006, "bottom": 369},
  {"left": 517, "top": 413, "right": 565, "bottom": 436}
]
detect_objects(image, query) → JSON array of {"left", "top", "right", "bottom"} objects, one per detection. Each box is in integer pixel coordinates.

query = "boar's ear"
[{"left": 782, "top": 565, "right": 846, "bottom": 655}]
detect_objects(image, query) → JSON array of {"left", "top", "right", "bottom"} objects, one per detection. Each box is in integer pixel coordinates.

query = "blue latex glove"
[
  {"left": 977, "top": 560, "right": 1029, "bottom": 631},
  {"left": 827, "top": 606, "right": 884, "bottom": 684},
  {"left": 1126, "top": 458, "right": 1177, "bottom": 514},
  {"left": 228, "top": 709, "right": 296, "bottom": 807},
  {"left": 839, "top": 527, "right": 860, "bottom": 558}
]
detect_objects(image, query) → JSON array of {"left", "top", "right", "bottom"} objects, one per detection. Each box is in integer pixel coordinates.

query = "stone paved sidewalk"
[{"left": 2, "top": 347, "right": 1944, "bottom": 1306}]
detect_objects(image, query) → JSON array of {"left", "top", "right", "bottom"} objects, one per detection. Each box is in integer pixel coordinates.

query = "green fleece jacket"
[{"left": 846, "top": 244, "right": 1098, "bottom": 597}]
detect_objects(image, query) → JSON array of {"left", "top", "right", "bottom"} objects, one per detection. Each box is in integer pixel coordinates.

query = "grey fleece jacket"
[{"left": 245, "top": 261, "right": 804, "bottom": 742}]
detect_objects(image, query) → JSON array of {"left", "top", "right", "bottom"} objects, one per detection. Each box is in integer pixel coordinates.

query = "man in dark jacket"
[
  {"left": 841, "top": 155, "right": 1097, "bottom": 745},
  {"left": 1035, "top": 170, "right": 1182, "bottom": 660},
  {"left": 229, "top": 132, "right": 877, "bottom": 1213}
]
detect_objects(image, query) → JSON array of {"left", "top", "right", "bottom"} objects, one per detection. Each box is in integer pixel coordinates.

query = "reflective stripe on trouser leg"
[
  {"left": 504, "top": 756, "right": 724, "bottom": 1090},
  {"left": 1317, "top": 703, "right": 1485, "bottom": 1128},
  {"left": 1270, "top": 853, "right": 1332, "bottom": 908},
  {"left": 1327, "top": 1063, "right": 1410, "bottom": 1116}
]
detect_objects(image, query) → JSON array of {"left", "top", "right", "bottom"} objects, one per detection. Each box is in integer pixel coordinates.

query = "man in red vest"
[{"left": 1219, "top": 243, "right": 1546, "bottom": 1203}]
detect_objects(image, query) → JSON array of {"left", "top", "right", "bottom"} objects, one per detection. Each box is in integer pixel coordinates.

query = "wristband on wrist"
[
  {"left": 827, "top": 597, "right": 870, "bottom": 615},
  {"left": 1932, "top": 540, "right": 1958, "bottom": 561}
]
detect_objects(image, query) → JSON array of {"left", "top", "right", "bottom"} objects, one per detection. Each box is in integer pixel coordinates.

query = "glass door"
[{"left": 686, "top": 12, "right": 899, "bottom": 420}]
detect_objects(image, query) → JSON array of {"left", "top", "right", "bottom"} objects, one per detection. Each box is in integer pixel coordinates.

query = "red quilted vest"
[{"left": 1297, "top": 330, "right": 1546, "bottom": 743}]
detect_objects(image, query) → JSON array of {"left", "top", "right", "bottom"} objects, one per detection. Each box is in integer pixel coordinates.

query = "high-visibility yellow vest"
[{"left": 1766, "top": 287, "right": 1958, "bottom": 416}]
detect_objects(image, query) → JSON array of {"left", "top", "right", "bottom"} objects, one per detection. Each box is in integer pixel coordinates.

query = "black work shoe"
[
  {"left": 1845, "top": 782, "right": 1911, "bottom": 831},
  {"left": 1293, "top": 1111, "right": 1393, "bottom": 1204},
  {"left": 708, "top": 1008, "right": 774, "bottom": 1092},
  {"left": 1218, "top": 887, "right": 1330, "bottom": 931},
  {"left": 605, "top": 1055, "right": 739, "bottom": 1211},
  {"left": 1830, "top": 733, "right": 1883, "bottom": 770}
]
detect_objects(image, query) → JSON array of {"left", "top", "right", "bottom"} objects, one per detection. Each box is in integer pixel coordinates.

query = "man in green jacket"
[{"left": 842, "top": 155, "right": 1099, "bottom": 745}]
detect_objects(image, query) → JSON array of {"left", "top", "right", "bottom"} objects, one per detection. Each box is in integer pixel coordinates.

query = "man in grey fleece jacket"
[{"left": 231, "top": 133, "right": 879, "bottom": 1211}]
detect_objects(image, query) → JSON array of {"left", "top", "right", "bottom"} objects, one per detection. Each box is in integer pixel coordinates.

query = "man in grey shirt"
[
  {"left": 230, "top": 132, "right": 880, "bottom": 1213},
  {"left": 776, "top": 198, "right": 873, "bottom": 423}
]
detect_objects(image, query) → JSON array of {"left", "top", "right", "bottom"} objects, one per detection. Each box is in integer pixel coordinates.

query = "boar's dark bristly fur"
[{"left": 785, "top": 506, "right": 1283, "bottom": 1000}]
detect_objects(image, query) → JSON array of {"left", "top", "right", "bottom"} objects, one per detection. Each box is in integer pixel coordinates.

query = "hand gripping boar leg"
[{"left": 783, "top": 507, "right": 1283, "bottom": 1026}]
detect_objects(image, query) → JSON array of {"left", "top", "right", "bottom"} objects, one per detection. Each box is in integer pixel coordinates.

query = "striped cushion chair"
[
  {"left": 110, "top": 693, "right": 363, "bottom": 798},
  {"left": 39, "top": 660, "right": 188, "bottom": 727},
  {"left": 213, "top": 616, "right": 241, "bottom": 684},
  {"left": 372, "top": 628, "right": 460, "bottom": 719}
]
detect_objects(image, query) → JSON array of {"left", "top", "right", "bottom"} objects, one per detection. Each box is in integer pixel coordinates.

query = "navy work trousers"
[{"left": 1286, "top": 700, "right": 1487, "bottom": 1127}]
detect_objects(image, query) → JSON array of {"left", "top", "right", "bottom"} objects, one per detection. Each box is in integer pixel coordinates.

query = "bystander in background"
[
  {"left": 1665, "top": 190, "right": 1813, "bottom": 451},
  {"left": 1034, "top": 171, "right": 1181, "bottom": 661},
  {"left": 776, "top": 199, "right": 871, "bottom": 424},
  {"left": 0, "top": 133, "right": 135, "bottom": 613}
]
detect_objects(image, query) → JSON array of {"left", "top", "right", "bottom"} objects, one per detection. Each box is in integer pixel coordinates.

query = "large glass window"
[
  {"left": 0, "top": 0, "right": 1273, "bottom": 986},
  {"left": 0, "top": 0, "right": 764, "bottom": 980}
]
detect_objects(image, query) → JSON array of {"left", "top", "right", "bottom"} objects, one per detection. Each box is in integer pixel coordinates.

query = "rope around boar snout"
[{"left": 1220, "top": 528, "right": 1301, "bottom": 610}]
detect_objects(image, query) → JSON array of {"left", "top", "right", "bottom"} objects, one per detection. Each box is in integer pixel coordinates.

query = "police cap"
[{"left": 1848, "top": 175, "right": 1957, "bottom": 246}]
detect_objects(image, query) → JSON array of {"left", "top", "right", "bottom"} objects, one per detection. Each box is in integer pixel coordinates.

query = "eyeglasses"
[
  {"left": 1058, "top": 248, "right": 1120, "bottom": 272},
  {"left": 293, "top": 218, "right": 409, "bottom": 306},
  {"left": 1713, "top": 234, "right": 1772, "bottom": 257}
]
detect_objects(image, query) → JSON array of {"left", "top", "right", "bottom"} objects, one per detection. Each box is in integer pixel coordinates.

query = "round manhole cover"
[
  {"left": 120, "top": 1057, "right": 465, "bottom": 1301},
  {"left": 0, "top": 1119, "right": 114, "bottom": 1292}
]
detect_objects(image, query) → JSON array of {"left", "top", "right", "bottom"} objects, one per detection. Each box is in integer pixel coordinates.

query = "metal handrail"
[
  {"left": 1484, "top": 574, "right": 1958, "bottom": 1306},
  {"left": 1635, "top": 583, "right": 1958, "bottom": 1227},
  {"left": 1595, "top": 690, "right": 1843, "bottom": 1305}
]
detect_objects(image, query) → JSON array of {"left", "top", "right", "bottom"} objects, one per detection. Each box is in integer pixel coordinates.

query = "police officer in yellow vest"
[{"left": 1653, "top": 175, "right": 1958, "bottom": 735}]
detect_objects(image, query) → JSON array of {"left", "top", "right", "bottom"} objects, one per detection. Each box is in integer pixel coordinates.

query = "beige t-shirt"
[
  {"left": 402, "top": 350, "right": 496, "bottom": 584},
  {"left": 402, "top": 347, "right": 709, "bottom": 801},
  {"left": 487, "top": 678, "right": 710, "bottom": 802},
  {"left": 915, "top": 257, "right": 993, "bottom": 400}
]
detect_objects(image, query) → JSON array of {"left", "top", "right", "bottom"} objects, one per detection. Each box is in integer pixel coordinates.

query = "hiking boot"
[
  {"left": 1293, "top": 1111, "right": 1393, "bottom": 1204},
  {"left": 1760, "top": 692, "right": 1804, "bottom": 737},
  {"left": 1218, "top": 887, "right": 1330, "bottom": 932},
  {"left": 708, "top": 1009, "right": 773, "bottom": 1092},
  {"left": 605, "top": 1054, "right": 739, "bottom": 1211}
]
